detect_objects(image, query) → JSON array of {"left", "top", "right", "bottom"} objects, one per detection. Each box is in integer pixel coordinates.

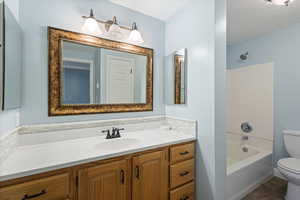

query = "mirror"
[
  {"left": 165, "top": 48, "right": 187, "bottom": 105},
  {"left": 48, "top": 27, "right": 153, "bottom": 116},
  {"left": 61, "top": 41, "right": 147, "bottom": 105},
  {"left": 0, "top": 2, "right": 22, "bottom": 110}
]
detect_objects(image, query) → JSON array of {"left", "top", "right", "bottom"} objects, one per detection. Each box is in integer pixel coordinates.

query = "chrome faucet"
[{"left": 242, "top": 135, "right": 249, "bottom": 140}]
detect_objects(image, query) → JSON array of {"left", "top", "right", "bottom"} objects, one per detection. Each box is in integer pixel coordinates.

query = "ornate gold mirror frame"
[{"left": 48, "top": 27, "right": 153, "bottom": 116}]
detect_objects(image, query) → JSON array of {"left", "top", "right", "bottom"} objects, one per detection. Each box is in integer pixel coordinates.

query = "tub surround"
[{"left": 0, "top": 116, "right": 196, "bottom": 182}]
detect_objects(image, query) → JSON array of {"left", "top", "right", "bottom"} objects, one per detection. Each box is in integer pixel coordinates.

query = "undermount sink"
[{"left": 94, "top": 138, "right": 140, "bottom": 151}]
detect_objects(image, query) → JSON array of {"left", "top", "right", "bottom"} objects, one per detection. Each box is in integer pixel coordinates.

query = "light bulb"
[
  {"left": 266, "top": 0, "right": 294, "bottom": 6},
  {"left": 128, "top": 22, "right": 144, "bottom": 44},
  {"left": 82, "top": 18, "right": 102, "bottom": 35},
  {"left": 109, "top": 24, "right": 123, "bottom": 39},
  {"left": 129, "top": 30, "right": 144, "bottom": 44}
]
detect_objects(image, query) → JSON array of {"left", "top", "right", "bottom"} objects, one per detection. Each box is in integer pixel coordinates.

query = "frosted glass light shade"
[
  {"left": 109, "top": 24, "right": 123, "bottom": 39},
  {"left": 129, "top": 29, "right": 144, "bottom": 44},
  {"left": 82, "top": 18, "right": 102, "bottom": 35},
  {"left": 267, "top": 0, "right": 294, "bottom": 5}
]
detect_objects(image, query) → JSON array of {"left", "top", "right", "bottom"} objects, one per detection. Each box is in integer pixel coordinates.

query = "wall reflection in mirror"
[
  {"left": 0, "top": 2, "right": 22, "bottom": 111},
  {"left": 165, "top": 48, "right": 187, "bottom": 105},
  {"left": 61, "top": 40, "right": 147, "bottom": 105}
]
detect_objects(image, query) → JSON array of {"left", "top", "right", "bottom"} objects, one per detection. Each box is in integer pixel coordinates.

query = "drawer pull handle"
[
  {"left": 120, "top": 169, "right": 125, "bottom": 184},
  {"left": 180, "top": 196, "right": 190, "bottom": 200},
  {"left": 180, "top": 171, "right": 190, "bottom": 176},
  {"left": 179, "top": 151, "right": 189, "bottom": 155},
  {"left": 22, "top": 190, "right": 46, "bottom": 200}
]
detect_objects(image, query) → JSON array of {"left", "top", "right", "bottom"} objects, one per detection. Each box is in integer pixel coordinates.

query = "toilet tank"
[{"left": 284, "top": 130, "right": 300, "bottom": 159}]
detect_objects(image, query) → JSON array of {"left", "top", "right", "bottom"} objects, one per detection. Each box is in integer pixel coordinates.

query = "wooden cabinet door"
[
  {"left": 78, "top": 159, "right": 130, "bottom": 200},
  {"left": 132, "top": 150, "right": 168, "bottom": 200},
  {"left": 0, "top": 173, "right": 70, "bottom": 200}
]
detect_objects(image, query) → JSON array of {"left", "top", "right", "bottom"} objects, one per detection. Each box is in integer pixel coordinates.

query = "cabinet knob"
[
  {"left": 180, "top": 196, "right": 189, "bottom": 200},
  {"left": 179, "top": 171, "right": 190, "bottom": 177}
]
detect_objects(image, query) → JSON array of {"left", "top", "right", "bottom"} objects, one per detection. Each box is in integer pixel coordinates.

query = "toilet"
[{"left": 278, "top": 130, "right": 300, "bottom": 200}]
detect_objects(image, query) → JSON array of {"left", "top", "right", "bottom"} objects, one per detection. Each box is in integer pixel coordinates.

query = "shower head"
[{"left": 240, "top": 52, "right": 249, "bottom": 61}]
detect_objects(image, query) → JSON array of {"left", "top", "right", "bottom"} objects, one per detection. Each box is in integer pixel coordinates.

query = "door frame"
[{"left": 62, "top": 57, "right": 95, "bottom": 104}]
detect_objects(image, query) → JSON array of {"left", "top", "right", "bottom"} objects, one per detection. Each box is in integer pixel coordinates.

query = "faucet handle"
[
  {"left": 102, "top": 129, "right": 112, "bottom": 139},
  {"left": 116, "top": 128, "right": 125, "bottom": 138}
]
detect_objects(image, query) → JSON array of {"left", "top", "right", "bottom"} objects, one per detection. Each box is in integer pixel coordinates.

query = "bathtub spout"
[{"left": 242, "top": 135, "right": 249, "bottom": 140}]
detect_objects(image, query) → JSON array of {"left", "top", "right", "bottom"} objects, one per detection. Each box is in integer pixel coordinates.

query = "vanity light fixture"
[
  {"left": 265, "top": 0, "right": 294, "bottom": 6},
  {"left": 82, "top": 9, "right": 103, "bottom": 35},
  {"left": 129, "top": 22, "right": 144, "bottom": 44},
  {"left": 82, "top": 9, "right": 144, "bottom": 43}
]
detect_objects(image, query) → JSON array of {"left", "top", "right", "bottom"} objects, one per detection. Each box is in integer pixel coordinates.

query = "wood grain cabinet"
[
  {"left": 78, "top": 159, "right": 130, "bottom": 200},
  {"left": 170, "top": 182, "right": 195, "bottom": 200},
  {"left": 169, "top": 143, "right": 195, "bottom": 200},
  {"left": 0, "top": 141, "right": 195, "bottom": 200},
  {"left": 0, "top": 173, "right": 70, "bottom": 200},
  {"left": 132, "top": 150, "right": 168, "bottom": 200}
]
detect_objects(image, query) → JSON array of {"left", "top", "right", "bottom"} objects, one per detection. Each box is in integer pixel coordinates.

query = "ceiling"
[
  {"left": 109, "top": 0, "right": 190, "bottom": 21},
  {"left": 228, "top": 0, "right": 300, "bottom": 44}
]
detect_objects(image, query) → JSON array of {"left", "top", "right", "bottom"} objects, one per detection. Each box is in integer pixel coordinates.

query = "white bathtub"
[{"left": 226, "top": 134, "right": 273, "bottom": 200}]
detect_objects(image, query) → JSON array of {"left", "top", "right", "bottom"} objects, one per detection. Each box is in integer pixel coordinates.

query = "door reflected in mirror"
[
  {"left": 165, "top": 48, "right": 187, "bottom": 105},
  {"left": 61, "top": 40, "right": 147, "bottom": 105}
]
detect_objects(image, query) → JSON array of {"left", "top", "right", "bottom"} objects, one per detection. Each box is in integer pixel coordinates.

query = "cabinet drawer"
[
  {"left": 170, "top": 143, "right": 194, "bottom": 163},
  {"left": 170, "top": 182, "right": 194, "bottom": 200},
  {"left": 0, "top": 173, "right": 70, "bottom": 200},
  {"left": 170, "top": 159, "right": 194, "bottom": 189}
]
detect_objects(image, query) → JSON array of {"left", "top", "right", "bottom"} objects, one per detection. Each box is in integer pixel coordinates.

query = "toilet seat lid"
[{"left": 278, "top": 158, "right": 300, "bottom": 174}]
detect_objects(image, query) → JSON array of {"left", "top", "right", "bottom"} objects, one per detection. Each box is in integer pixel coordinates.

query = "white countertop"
[{"left": 0, "top": 128, "right": 195, "bottom": 182}]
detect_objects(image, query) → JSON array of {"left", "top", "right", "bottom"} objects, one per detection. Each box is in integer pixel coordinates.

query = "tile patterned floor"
[{"left": 242, "top": 177, "right": 288, "bottom": 200}]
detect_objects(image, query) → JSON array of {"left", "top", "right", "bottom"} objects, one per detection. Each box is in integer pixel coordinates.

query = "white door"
[{"left": 106, "top": 55, "right": 134, "bottom": 104}]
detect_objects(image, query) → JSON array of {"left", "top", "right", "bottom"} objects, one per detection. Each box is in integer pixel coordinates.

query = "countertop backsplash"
[{"left": 0, "top": 116, "right": 196, "bottom": 164}]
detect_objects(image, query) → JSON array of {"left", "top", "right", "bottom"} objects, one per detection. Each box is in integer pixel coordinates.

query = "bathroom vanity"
[
  {"left": 0, "top": 117, "right": 196, "bottom": 200},
  {"left": 0, "top": 142, "right": 195, "bottom": 200}
]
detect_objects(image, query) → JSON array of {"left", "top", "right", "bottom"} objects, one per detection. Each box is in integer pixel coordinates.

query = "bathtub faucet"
[{"left": 242, "top": 135, "right": 249, "bottom": 140}]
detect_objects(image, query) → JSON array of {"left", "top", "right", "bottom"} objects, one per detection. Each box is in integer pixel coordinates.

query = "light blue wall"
[
  {"left": 19, "top": 0, "right": 165, "bottom": 125},
  {"left": 165, "top": 0, "right": 226, "bottom": 199},
  {"left": 227, "top": 22, "right": 300, "bottom": 164},
  {"left": 63, "top": 67, "right": 91, "bottom": 104}
]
